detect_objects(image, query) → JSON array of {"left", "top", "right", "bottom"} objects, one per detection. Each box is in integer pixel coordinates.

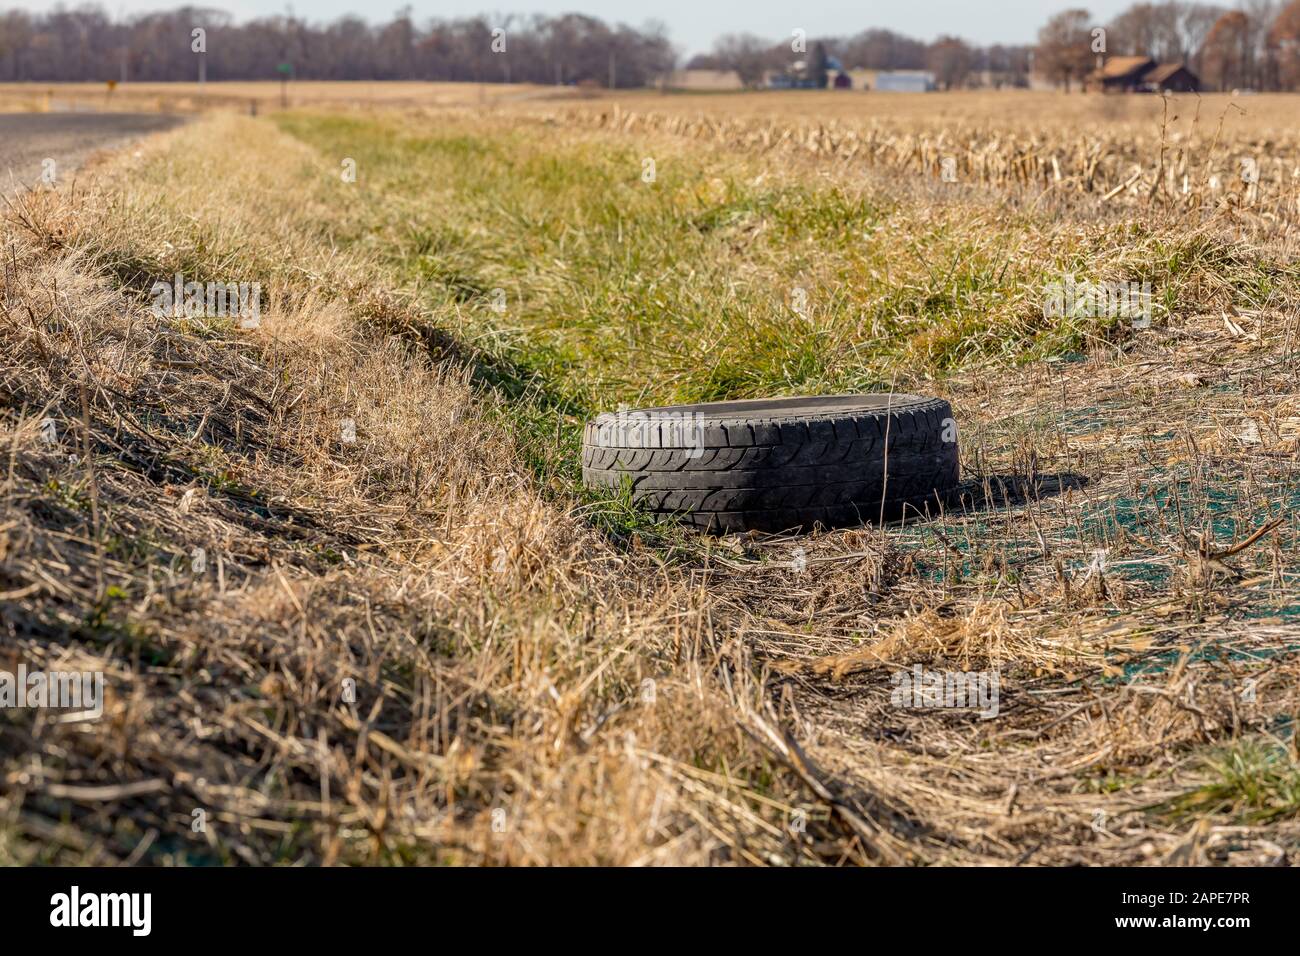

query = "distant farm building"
[
  {"left": 1142, "top": 63, "right": 1200, "bottom": 92},
  {"left": 767, "top": 55, "right": 851, "bottom": 89},
  {"left": 661, "top": 69, "right": 744, "bottom": 91},
  {"left": 871, "top": 70, "right": 937, "bottom": 92},
  {"left": 1086, "top": 56, "right": 1200, "bottom": 93}
]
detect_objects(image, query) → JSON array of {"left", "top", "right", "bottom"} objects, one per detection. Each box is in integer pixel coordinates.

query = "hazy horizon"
[{"left": 13, "top": 1, "right": 1142, "bottom": 56}]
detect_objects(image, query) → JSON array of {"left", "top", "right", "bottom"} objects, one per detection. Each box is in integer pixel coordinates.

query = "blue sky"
[{"left": 23, "top": 1, "right": 1140, "bottom": 55}]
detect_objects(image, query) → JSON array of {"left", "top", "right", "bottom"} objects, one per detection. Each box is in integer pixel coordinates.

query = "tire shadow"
[
  {"left": 949, "top": 472, "right": 1090, "bottom": 512},
  {"left": 893, "top": 472, "right": 1089, "bottom": 528}
]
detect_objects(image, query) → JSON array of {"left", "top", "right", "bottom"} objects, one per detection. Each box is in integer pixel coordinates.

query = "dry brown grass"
[
  {"left": 0, "top": 182, "right": 828, "bottom": 865},
  {"left": 0, "top": 80, "right": 588, "bottom": 116},
  {"left": 526, "top": 93, "right": 1300, "bottom": 230},
  {"left": 595, "top": 88, "right": 1300, "bottom": 131},
  {"left": 3, "top": 104, "right": 1300, "bottom": 866}
]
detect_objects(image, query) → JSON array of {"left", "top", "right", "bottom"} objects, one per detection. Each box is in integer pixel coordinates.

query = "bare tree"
[
  {"left": 1108, "top": 3, "right": 1163, "bottom": 55},
  {"left": 712, "top": 33, "right": 773, "bottom": 88},
  {"left": 1177, "top": 3, "right": 1228, "bottom": 70},
  {"left": 839, "top": 29, "right": 928, "bottom": 69},
  {"left": 1036, "top": 9, "right": 1096, "bottom": 91},
  {"left": 1201, "top": 9, "right": 1252, "bottom": 88},
  {"left": 1239, "top": 0, "right": 1281, "bottom": 86},
  {"left": 981, "top": 44, "right": 1032, "bottom": 87},
  {"left": 928, "top": 36, "right": 974, "bottom": 89},
  {"left": 1269, "top": 0, "right": 1300, "bottom": 88}
]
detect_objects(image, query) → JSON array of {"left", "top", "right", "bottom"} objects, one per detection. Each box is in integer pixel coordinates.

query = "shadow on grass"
[
  {"left": 947, "top": 472, "right": 1090, "bottom": 514},
  {"left": 582, "top": 472, "right": 1094, "bottom": 544},
  {"left": 838, "top": 472, "right": 1092, "bottom": 534},
  {"left": 804, "top": 473, "right": 1094, "bottom": 534}
]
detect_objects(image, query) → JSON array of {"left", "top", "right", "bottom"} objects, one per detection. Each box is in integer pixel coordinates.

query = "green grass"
[
  {"left": 1151, "top": 738, "right": 1300, "bottom": 824},
  {"left": 263, "top": 112, "right": 1295, "bottom": 505},
  {"left": 273, "top": 115, "right": 1068, "bottom": 406}
]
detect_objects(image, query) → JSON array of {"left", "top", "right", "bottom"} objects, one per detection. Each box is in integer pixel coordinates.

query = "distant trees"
[
  {"left": 1242, "top": 0, "right": 1284, "bottom": 85},
  {"left": 697, "top": 27, "right": 1021, "bottom": 89},
  {"left": 683, "top": 52, "right": 723, "bottom": 70},
  {"left": 1270, "top": 0, "right": 1300, "bottom": 88},
  {"left": 981, "top": 44, "right": 1033, "bottom": 87},
  {"left": 711, "top": 33, "right": 773, "bottom": 87},
  {"left": 15, "top": 2, "right": 1297, "bottom": 92},
  {"left": 1036, "top": 9, "right": 1097, "bottom": 91},
  {"left": 1105, "top": 4, "right": 1162, "bottom": 56},
  {"left": 927, "top": 36, "right": 974, "bottom": 89},
  {"left": 1201, "top": 10, "right": 1252, "bottom": 88},
  {"left": 1033, "top": 1, "right": 1299, "bottom": 91},
  {"left": 810, "top": 41, "right": 830, "bottom": 88},
  {"left": 0, "top": 7, "right": 676, "bottom": 87},
  {"left": 839, "top": 29, "right": 929, "bottom": 70}
]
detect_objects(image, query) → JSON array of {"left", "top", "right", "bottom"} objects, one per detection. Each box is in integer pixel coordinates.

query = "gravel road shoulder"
[{"left": 0, "top": 112, "right": 184, "bottom": 190}]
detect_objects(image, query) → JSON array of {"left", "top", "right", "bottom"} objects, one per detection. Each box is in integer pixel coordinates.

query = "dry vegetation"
[
  {"left": 3, "top": 88, "right": 1300, "bottom": 865},
  {"left": 537, "top": 91, "right": 1300, "bottom": 232},
  {"left": 0, "top": 163, "right": 793, "bottom": 866},
  {"left": 0, "top": 80, "right": 587, "bottom": 115}
]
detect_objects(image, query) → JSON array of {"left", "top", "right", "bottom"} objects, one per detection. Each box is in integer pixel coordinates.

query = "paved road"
[{"left": 0, "top": 113, "right": 184, "bottom": 189}]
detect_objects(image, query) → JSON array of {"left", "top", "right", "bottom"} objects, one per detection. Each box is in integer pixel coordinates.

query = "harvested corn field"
[{"left": 535, "top": 93, "right": 1300, "bottom": 227}]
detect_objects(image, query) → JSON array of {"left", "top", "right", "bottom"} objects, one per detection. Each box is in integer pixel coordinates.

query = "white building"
[
  {"left": 661, "top": 69, "right": 744, "bottom": 91},
  {"left": 872, "top": 71, "right": 936, "bottom": 92}
]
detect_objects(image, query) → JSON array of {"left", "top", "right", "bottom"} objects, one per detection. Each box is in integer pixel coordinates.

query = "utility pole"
[
  {"left": 116, "top": 2, "right": 128, "bottom": 83},
  {"left": 277, "top": 62, "right": 292, "bottom": 108},
  {"left": 608, "top": 50, "right": 616, "bottom": 89}
]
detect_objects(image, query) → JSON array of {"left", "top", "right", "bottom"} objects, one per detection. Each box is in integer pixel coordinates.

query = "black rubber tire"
[{"left": 581, "top": 394, "right": 960, "bottom": 534}]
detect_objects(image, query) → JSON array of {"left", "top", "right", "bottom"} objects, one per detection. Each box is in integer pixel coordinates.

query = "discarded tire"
[{"left": 581, "top": 394, "right": 960, "bottom": 534}]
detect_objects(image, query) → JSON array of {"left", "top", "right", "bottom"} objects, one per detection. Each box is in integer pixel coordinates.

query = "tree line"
[
  {"left": 2, "top": 2, "right": 1299, "bottom": 91},
  {"left": 689, "top": 30, "right": 1032, "bottom": 90},
  {"left": 0, "top": 6, "right": 674, "bottom": 87},
  {"left": 700, "top": 1, "right": 1300, "bottom": 90},
  {"left": 1036, "top": 2, "right": 1300, "bottom": 90}
]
